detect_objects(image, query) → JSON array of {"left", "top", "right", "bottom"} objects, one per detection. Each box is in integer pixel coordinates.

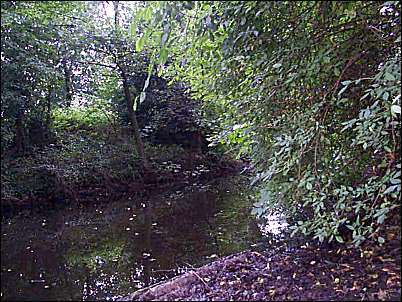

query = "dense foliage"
[
  {"left": 141, "top": 1, "right": 401, "bottom": 245},
  {"left": 1, "top": 1, "right": 401, "bottom": 247}
]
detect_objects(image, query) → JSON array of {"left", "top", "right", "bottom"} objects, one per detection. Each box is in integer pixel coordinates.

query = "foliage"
[
  {"left": 1, "top": 129, "right": 139, "bottom": 203},
  {"left": 1, "top": 1, "right": 90, "bottom": 154},
  {"left": 145, "top": 1, "right": 401, "bottom": 246},
  {"left": 52, "top": 99, "right": 117, "bottom": 132},
  {"left": 1, "top": 1, "right": 400, "bottom": 248}
]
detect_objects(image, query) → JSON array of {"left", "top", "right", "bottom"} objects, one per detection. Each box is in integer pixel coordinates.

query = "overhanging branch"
[{"left": 75, "top": 60, "right": 117, "bottom": 69}]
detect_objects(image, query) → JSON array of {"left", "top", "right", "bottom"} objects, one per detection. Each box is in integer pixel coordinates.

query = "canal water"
[{"left": 1, "top": 176, "right": 288, "bottom": 301}]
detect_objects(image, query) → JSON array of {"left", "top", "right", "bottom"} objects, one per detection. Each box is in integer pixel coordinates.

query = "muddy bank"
[{"left": 124, "top": 238, "right": 401, "bottom": 301}]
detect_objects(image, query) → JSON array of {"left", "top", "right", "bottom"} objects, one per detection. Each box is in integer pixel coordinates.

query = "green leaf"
[
  {"left": 338, "top": 85, "right": 349, "bottom": 97},
  {"left": 159, "top": 48, "right": 168, "bottom": 64},
  {"left": 272, "top": 62, "right": 282, "bottom": 69},
  {"left": 133, "top": 95, "right": 139, "bottom": 111},
  {"left": 335, "top": 235, "right": 344, "bottom": 243},
  {"left": 139, "top": 91, "right": 146, "bottom": 103},
  {"left": 161, "top": 32, "right": 169, "bottom": 46},
  {"left": 143, "top": 7, "right": 153, "bottom": 21},
  {"left": 383, "top": 185, "right": 398, "bottom": 195},
  {"left": 130, "top": 20, "right": 137, "bottom": 37},
  {"left": 377, "top": 214, "right": 386, "bottom": 224},
  {"left": 136, "top": 35, "right": 145, "bottom": 52},
  {"left": 360, "top": 92, "right": 371, "bottom": 100},
  {"left": 391, "top": 105, "right": 401, "bottom": 114},
  {"left": 384, "top": 72, "right": 396, "bottom": 81},
  {"left": 143, "top": 76, "right": 150, "bottom": 91}
]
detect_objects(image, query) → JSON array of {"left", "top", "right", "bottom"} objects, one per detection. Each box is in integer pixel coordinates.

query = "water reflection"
[
  {"left": 1, "top": 177, "right": 275, "bottom": 301},
  {"left": 258, "top": 213, "right": 289, "bottom": 237},
  {"left": 142, "top": 199, "right": 151, "bottom": 287}
]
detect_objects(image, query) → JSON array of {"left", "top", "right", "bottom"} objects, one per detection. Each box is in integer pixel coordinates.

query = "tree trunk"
[
  {"left": 113, "top": 1, "right": 119, "bottom": 28},
  {"left": 46, "top": 87, "right": 52, "bottom": 128},
  {"left": 113, "top": 3, "right": 149, "bottom": 171},
  {"left": 121, "top": 71, "right": 149, "bottom": 170},
  {"left": 14, "top": 109, "right": 25, "bottom": 155},
  {"left": 63, "top": 60, "right": 72, "bottom": 107}
]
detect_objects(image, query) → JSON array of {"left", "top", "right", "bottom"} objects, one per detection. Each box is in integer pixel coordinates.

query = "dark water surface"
[{"left": 1, "top": 177, "right": 286, "bottom": 301}]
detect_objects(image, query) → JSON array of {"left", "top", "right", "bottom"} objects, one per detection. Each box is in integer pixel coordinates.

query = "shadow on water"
[{"left": 1, "top": 176, "right": 288, "bottom": 301}]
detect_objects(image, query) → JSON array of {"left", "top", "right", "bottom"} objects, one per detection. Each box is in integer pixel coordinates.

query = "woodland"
[{"left": 1, "top": 1, "right": 401, "bottom": 301}]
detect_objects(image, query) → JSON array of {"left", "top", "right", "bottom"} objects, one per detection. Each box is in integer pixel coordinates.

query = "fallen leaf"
[{"left": 377, "top": 289, "right": 388, "bottom": 300}]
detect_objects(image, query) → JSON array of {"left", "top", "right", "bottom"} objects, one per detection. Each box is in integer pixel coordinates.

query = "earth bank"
[{"left": 123, "top": 238, "right": 401, "bottom": 301}]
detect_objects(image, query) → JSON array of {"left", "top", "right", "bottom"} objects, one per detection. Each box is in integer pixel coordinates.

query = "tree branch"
[{"left": 75, "top": 60, "right": 117, "bottom": 69}]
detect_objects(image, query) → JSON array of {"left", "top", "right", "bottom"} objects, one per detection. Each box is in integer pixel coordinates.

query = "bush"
[
  {"left": 52, "top": 99, "right": 117, "bottom": 132},
  {"left": 166, "top": 1, "right": 401, "bottom": 246}
]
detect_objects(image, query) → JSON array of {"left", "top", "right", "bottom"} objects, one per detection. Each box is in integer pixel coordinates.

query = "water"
[{"left": 1, "top": 176, "right": 286, "bottom": 301}]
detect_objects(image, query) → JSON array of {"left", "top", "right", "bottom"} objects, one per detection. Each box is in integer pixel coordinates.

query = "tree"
[
  {"left": 1, "top": 1, "right": 80, "bottom": 154},
  {"left": 139, "top": 1, "right": 401, "bottom": 246}
]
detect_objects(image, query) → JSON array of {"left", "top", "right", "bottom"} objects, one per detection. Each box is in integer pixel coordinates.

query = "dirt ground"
[{"left": 123, "top": 236, "right": 401, "bottom": 301}]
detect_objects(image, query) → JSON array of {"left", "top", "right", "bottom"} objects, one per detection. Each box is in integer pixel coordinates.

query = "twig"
[
  {"left": 191, "top": 270, "right": 211, "bottom": 289},
  {"left": 251, "top": 251, "right": 269, "bottom": 262},
  {"left": 330, "top": 52, "right": 364, "bottom": 98},
  {"left": 183, "top": 262, "right": 211, "bottom": 290}
]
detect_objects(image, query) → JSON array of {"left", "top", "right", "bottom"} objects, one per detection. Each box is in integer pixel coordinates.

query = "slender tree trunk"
[
  {"left": 121, "top": 71, "right": 149, "bottom": 170},
  {"left": 46, "top": 87, "right": 52, "bottom": 128},
  {"left": 63, "top": 60, "right": 72, "bottom": 107},
  {"left": 112, "top": 1, "right": 149, "bottom": 171},
  {"left": 113, "top": 1, "right": 119, "bottom": 28},
  {"left": 14, "top": 109, "right": 24, "bottom": 154}
]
